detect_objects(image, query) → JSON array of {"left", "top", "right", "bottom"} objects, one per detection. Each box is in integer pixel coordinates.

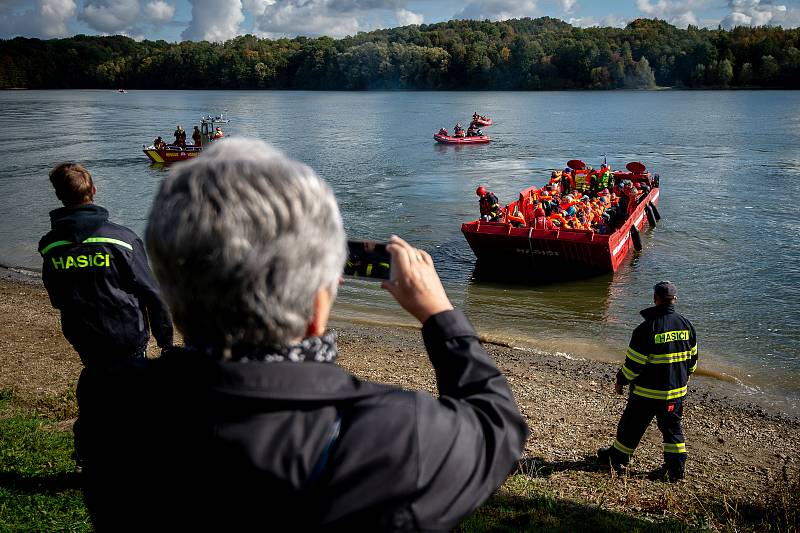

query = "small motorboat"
[
  {"left": 143, "top": 112, "right": 229, "bottom": 164},
  {"left": 434, "top": 133, "right": 491, "bottom": 144}
]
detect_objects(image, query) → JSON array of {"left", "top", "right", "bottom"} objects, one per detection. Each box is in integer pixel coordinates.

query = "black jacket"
[
  {"left": 38, "top": 204, "right": 173, "bottom": 366},
  {"left": 79, "top": 310, "right": 528, "bottom": 532},
  {"left": 616, "top": 304, "right": 698, "bottom": 400}
]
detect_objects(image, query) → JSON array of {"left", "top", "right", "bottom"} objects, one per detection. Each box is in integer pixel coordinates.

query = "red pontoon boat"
[
  {"left": 434, "top": 133, "right": 491, "bottom": 144},
  {"left": 461, "top": 162, "right": 661, "bottom": 276}
]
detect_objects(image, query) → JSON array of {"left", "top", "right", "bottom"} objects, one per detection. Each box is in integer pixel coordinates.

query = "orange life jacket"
[{"left": 507, "top": 212, "right": 525, "bottom": 226}]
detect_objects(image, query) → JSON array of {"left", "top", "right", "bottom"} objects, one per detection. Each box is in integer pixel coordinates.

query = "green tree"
[
  {"left": 739, "top": 62, "right": 754, "bottom": 85},
  {"left": 624, "top": 56, "right": 656, "bottom": 88},
  {"left": 760, "top": 55, "right": 779, "bottom": 84}
]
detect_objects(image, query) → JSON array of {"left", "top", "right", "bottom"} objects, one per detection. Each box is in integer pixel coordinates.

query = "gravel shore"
[{"left": 1, "top": 268, "right": 798, "bottom": 527}]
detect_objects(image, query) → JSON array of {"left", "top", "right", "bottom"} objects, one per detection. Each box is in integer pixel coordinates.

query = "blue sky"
[{"left": 1, "top": 0, "right": 799, "bottom": 42}]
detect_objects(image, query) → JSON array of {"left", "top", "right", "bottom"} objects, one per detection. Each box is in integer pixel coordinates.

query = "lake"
[{"left": 0, "top": 89, "right": 798, "bottom": 412}]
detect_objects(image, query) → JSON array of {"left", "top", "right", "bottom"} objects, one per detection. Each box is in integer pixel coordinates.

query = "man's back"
[
  {"left": 39, "top": 203, "right": 172, "bottom": 364},
  {"left": 626, "top": 304, "right": 697, "bottom": 400},
  {"left": 81, "top": 310, "right": 527, "bottom": 532}
]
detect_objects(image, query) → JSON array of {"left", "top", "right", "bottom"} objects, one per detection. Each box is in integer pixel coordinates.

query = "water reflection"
[{"left": 461, "top": 274, "right": 617, "bottom": 356}]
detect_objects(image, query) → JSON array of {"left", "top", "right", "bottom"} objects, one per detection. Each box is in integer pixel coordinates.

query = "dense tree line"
[{"left": 1, "top": 17, "right": 799, "bottom": 90}]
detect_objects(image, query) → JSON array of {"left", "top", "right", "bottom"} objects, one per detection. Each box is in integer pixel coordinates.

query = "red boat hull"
[
  {"left": 461, "top": 187, "right": 660, "bottom": 275},
  {"left": 143, "top": 145, "right": 202, "bottom": 164},
  {"left": 433, "top": 133, "right": 491, "bottom": 144}
]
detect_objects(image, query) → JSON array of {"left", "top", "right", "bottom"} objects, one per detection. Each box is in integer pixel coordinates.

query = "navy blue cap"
[{"left": 654, "top": 281, "right": 677, "bottom": 298}]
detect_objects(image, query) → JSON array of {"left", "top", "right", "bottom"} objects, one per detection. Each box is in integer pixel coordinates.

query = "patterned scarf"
[{"left": 219, "top": 331, "right": 339, "bottom": 364}]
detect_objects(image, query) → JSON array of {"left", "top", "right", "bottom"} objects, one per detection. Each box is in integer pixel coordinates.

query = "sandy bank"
[{"left": 1, "top": 270, "right": 798, "bottom": 526}]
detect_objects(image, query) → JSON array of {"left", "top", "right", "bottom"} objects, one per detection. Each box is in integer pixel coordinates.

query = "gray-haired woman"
[{"left": 80, "top": 138, "right": 527, "bottom": 532}]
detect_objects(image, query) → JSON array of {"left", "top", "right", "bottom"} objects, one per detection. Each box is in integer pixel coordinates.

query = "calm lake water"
[{"left": 1, "top": 90, "right": 798, "bottom": 411}]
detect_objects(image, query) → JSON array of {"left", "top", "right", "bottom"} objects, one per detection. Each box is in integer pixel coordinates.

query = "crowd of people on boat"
[
  {"left": 436, "top": 111, "right": 491, "bottom": 139},
  {"left": 438, "top": 122, "right": 485, "bottom": 138},
  {"left": 477, "top": 163, "right": 653, "bottom": 234},
  {"left": 152, "top": 124, "right": 223, "bottom": 150}
]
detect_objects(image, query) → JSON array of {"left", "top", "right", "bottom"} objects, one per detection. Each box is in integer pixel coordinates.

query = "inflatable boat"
[{"left": 434, "top": 133, "right": 491, "bottom": 144}]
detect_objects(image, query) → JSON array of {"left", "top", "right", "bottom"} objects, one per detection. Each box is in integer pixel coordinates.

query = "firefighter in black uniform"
[
  {"left": 598, "top": 281, "right": 697, "bottom": 481},
  {"left": 38, "top": 162, "right": 173, "bottom": 469},
  {"left": 476, "top": 186, "right": 501, "bottom": 222}
]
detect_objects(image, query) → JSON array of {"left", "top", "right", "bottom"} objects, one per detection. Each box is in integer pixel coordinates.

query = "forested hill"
[{"left": 2, "top": 17, "right": 799, "bottom": 90}]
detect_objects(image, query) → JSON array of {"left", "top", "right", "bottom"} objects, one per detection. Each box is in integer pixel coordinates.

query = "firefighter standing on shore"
[
  {"left": 38, "top": 163, "right": 173, "bottom": 471},
  {"left": 598, "top": 281, "right": 697, "bottom": 481},
  {"left": 476, "top": 186, "right": 501, "bottom": 222}
]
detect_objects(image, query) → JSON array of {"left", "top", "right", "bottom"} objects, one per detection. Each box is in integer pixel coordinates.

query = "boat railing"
[{"left": 163, "top": 145, "right": 202, "bottom": 152}]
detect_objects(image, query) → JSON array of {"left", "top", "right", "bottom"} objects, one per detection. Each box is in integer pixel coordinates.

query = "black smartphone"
[{"left": 344, "top": 240, "right": 391, "bottom": 280}]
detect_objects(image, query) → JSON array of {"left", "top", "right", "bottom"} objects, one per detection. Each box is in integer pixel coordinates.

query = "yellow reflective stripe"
[
  {"left": 625, "top": 347, "right": 648, "bottom": 365},
  {"left": 613, "top": 439, "right": 635, "bottom": 455},
  {"left": 632, "top": 385, "right": 687, "bottom": 400},
  {"left": 663, "top": 442, "right": 686, "bottom": 454},
  {"left": 366, "top": 264, "right": 373, "bottom": 277},
  {"left": 40, "top": 237, "right": 133, "bottom": 255},
  {"left": 39, "top": 240, "right": 73, "bottom": 255},
  {"left": 649, "top": 349, "right": 694, "bottom": 364},
  {"left": 689, "top": 362, "right": 698, "bottom": 373},
  {"left": 620, "top": 365, "right": 639, "bottom": 381},
  {"left": 82, "top": 237, "right": 133, "bottom": 251}
]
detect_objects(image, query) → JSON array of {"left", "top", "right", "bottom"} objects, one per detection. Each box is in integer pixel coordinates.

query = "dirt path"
[{"left": 1, "top": 271, "right": 798, "bottom": 526}]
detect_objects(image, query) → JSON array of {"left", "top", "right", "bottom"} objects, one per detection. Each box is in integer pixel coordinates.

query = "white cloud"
[
  {"left": 396, "top": 8, "right": 423, "bottom": 26},
  {"left": 80, "top": 0, "right": 140, "bottom": 33},
  {"left": 245, "top": 0, "right": 416, "bottom": 39},
  {"left": 635, "top": 0, "right": 711, "bottom": 28},
  {"left": 455, "top": 0, "right": 539, "bottom": 21},
  {"left": 720, "top": 0, "right": 791, "bottom": 28},
  {"left": 559, "top": 0, "right": 577, "bottom": 14},
  {"left": 144, "top": 0, "right": 175, "bottom": 24},
  {"left": 0, "top": 0, "right": 76, "bottom": 38},
  {"left": 182, "top": 0, "right": 244, "bottom": 41},
  {"left": 568, "top": 14, "right": 628, "bottom": 28}
]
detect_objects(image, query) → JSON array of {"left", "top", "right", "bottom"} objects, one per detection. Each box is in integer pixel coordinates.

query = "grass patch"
[{"left": 0, "top": 392, "right": 90, "bottom": 532}]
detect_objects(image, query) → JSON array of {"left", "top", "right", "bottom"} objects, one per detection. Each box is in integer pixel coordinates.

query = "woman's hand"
[{"left": 381, "top": 235, "right": 453, "bottom": 324}]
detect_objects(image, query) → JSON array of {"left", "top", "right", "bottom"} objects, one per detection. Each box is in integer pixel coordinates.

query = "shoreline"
[
  {"left": 1, "top": 268, "right": 799, "bottom": 528},
  {"left": 3, "top": 264, "right": 797, "bottom": 418}
]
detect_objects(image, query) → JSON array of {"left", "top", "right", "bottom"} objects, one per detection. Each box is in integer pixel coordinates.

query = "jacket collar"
[
  {"left": 640, "top": 304, "right": 675, "bottom": 320},
  {"left": 161, "top": 343, "right": 390, "bottom": 402},
  {"left": 48, "top": 204, "right": 109, "bottom": 243}
]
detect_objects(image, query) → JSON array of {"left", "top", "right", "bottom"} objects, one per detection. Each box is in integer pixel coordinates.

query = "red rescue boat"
[
  {"left": 461, "top": 163, "right": 661, "bottom": 276},
  {"left": 434, "top": 133, "right": 491, "bottom": 144}
]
